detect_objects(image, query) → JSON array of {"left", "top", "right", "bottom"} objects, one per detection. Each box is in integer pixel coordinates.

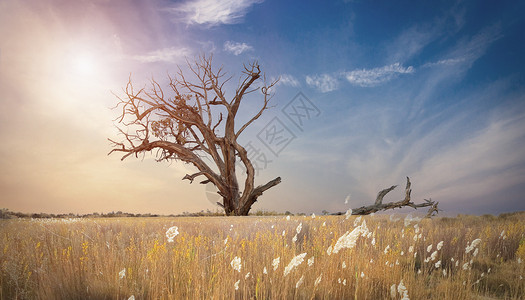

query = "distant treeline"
[{"left": 0, "top": 208, "right": 300, "bottom": 219}]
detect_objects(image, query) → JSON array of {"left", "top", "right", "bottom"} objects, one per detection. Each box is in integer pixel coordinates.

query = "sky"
[{"left": 1, "top": 0, "right": 524, "bottom": 216}]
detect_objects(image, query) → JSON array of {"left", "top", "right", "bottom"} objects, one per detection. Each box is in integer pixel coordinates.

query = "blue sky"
[{"left": 1, "top": 0, "right": 524, "bottom": 215}]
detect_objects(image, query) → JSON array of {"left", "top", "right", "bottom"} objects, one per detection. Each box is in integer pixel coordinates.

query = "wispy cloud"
[
  {"left": 422, "top": 58, "right": 466, "bottom": 68},
  {"left": 131, "top": 47, "right": 191, "bottom": 63},
  {"left": 305, "top": 74, "right": 339, "bottom": 93},
  {"left": 344, "top": 63, "right": 414, "bottom": 87},
  {"left": 275, "top": 74, "right": 300, "bottom": 87},
  {"left": 223, "top": 41, "right": 253, "bottom": 55},
  {"left": 306, "top": 62, "right": 413, "bottom": 92},
  {"left": 170, "top": 0, "right": 264, "bottom": 26}
]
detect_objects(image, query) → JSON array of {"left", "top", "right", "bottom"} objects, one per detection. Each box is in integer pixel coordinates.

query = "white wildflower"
[
  {"left": 430, "top": 251, "right": 438, "bottom": 261},
  {"left": 408, "top": 245, "right": 414, "bottom": 253},
  {"left": 398, "top": 279, "right": 409, "bottom": 300},
  {"left": 390, "top": 214, "right": 399, "bottom": 222},
  {"left": 286, "top": 215, "right": 291, "bottom": 221},
  {"left": 345, "top": 194, "right": 350, "bottom": 204},
  {"left": 473, "top": 248, "right": 479, "bottom": 257},
  {"left": 371, "top": 237, "right": 376, "bottom": 246},
  {"left": 119, "top": 268, "right": 126, "bottom": 279},
  {"left": 166, "top": 226, "right": 179, "bottom": 242},
  {"left": 272, "top": 257, "right": 280, "bottom": 271},
  {"left": 390, "top": 284, "right": 397, "bottom": 298},
  {"left": 128, "top": 296, "right": 135, "bottom": 300},
  {"left": 345, "top": 208, "right": 353, "bottom": 219},
  {"left": 427, "top": 244, "right": 433, "bottom": 253},
  {"left": 456, "top": 261, "right": 459, "bottom": 267},
  {"left": 354, "top": 216, "right": 362, "bottom": 226},
  {"left": 480, "top": 272, "right": 484, "bottom": 278},
  {"left": 437, "top": 241, "right": 444, "bottom": 251},
  {"left": 361, "top": 272, "right": 365, "bottom": 278},
  {"left": 314, "top": 274, "right": 322, "bottom": 286},
  {"left": 308, "top": 256, "right": 315, "bottom": 267},
  {"left": 518, "top": 258, "right": 522, "bottom": 264},
  {"left": 263, "top": 267, "right": 267, "bottom": 274},
  {"left": 488, "top": 268, "right": 491, "bottom": 273},
  {"left": 332, "top": 220, "right": 369, "bottom": 253},
  {"left": 245, "top": 272, "right": 250, "bottom": 279},
  {"left": 417, "top": 269, "right": 422, "bottom": 274},
  {"left": 404, "top": 214, "right": 413, "bottom": 227},
  {"left": 384, "top": 245, "right": 391, "bottom": 255},
  {"left": 311, "top": 213, "right": 316, "bottom": 218},
  {"left": 443, "top": 269, "right": 447, "bottom": 277},
  {"left": 401, "top": 251, "right": 404, "bottom": 256},
  {"left": 395, "top": 259, "right": 400, "bottom": 265},
  {"left": 224, "top": 237, "right": 228, "bottom": 245},
  {"left": 234, "top": 280, "right": 240, "bottom": 290},
  {"left": 462, "top": 262, "right": 469, "bottom": 270},
  {"left": 282, "top": 230, "right": 286, "bottom": 236},
  {"left": 295, "top": 275, "right": 305, "bottom": 288},
  {"left": 435, "top": 260, "right": 442, "bottom": 268},
  {"left": 418, "top": 233, "right": 422, "bottom": 240},
  {"left": 322, "top": 221, "right": 326, "bottom": 227},
  {"left": 343, "top": 279, "right": 347, "bottom": 286},
  {"left": 292, "top": 235, "right": 298, "bottom": 243},
  {"left": 284, "top": 253, "right": 307, "bottom": 276},
  {"left": 296, "top": 223, "right": 302, "bottom": 234},
  {"left": 465, "top": 238, "right": 481, "bottom": 254},
  {"left": 370, "top": 259, "right": 374, "bottom": 263},
  {"left": 342, "top": 261, "right": 347, "bottom": 269},
  {"left": 413, "top": 234, "right": 418, "bottom": 242},
  {"left": 327, "top": 245, "right": 333, "bottom": 256},
  {"left": 231, "top": 256, "right": 242, "bottom": 272}
]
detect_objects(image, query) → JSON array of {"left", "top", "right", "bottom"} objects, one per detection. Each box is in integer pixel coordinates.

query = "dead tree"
[
  {"left": 334, "top": 177, "right": 439, "bottom": 216},
  {"left": 109, "top": 55, "right": 281, "bottom": 216}
]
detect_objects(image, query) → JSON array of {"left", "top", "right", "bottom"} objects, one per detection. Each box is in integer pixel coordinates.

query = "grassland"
[{"left": 1, "top": 213, "right": 524, "bottom": 299}]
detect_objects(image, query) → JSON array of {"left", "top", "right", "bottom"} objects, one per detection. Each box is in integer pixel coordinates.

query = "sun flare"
[{"left": 72, "top": 53, "right": 96, "bottom": 75}]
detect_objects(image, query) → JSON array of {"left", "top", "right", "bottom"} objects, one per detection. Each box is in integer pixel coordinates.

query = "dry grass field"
[{"left": 1, "top": 213, "right": 524, "bottom": 299}]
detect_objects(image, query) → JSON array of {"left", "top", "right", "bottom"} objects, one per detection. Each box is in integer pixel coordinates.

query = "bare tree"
[
  {"left": 334, "top": 177, "right": 439, "bottom": 216},
  {"left": 109, "top": 55, "right": 281, "bottom": 216}
]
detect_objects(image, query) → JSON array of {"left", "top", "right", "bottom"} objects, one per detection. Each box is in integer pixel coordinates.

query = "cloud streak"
[
  {"left": 305, "top": 74, "right": 339, "bottom": 93},
  {"left": 223, "top": 41, "right": 253, "bottom": 55},
  {"left": 131, "top": 47, "right": 191, "bottom": 63},
  {"left": 170, "top": 0, "right": 264, "bottom": 26},
  {"left": 343, "top": 63, "right": 414, "bottom": 87},
  {"left": 306, "top": 62, "right": 414, "bottom": 92}
]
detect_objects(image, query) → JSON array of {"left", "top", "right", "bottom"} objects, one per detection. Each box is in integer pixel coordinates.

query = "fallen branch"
[{"left": 333, "top": 177, "right": 439, "bottom": 217}]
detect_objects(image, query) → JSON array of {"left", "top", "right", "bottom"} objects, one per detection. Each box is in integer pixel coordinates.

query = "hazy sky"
[{"left": 1, "top": 0, "right": 524, "bottom": 215}]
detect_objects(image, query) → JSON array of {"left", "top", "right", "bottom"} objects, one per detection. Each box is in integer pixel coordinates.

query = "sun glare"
[{"left": 73, "top": 53, "right": 96, "bottom": 75}]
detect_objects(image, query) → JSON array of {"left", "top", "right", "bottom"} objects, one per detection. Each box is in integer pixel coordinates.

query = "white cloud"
[
  {"left": 344, "top": 63, "right": 414, "bottom": 87},
  {"left": 275, "top": 74, "right": 300, "bottom": 87},
  {"left": 423, "top": 58, "right": 465, "bottom": 68},
  {"left": 131, "top": 47, "right": 191, "bottom": 63},
  {"left": 171, "top": 0, "right": 264, "bottom": 26},
  {"left": 306, "top": 74, "right": 339, "bottom": 93},
  {"left": 223, "top": 41, "right": 253, "bottom": 55}
]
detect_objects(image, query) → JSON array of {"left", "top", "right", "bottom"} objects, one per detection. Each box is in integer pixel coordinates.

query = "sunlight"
[{"left": 72, "top": 53, "right": 96, "bottom": 76}]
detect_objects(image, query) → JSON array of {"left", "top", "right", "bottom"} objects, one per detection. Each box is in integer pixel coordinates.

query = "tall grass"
[{"left": 1, "top": 213, "right": 524, "bottom": 299}]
